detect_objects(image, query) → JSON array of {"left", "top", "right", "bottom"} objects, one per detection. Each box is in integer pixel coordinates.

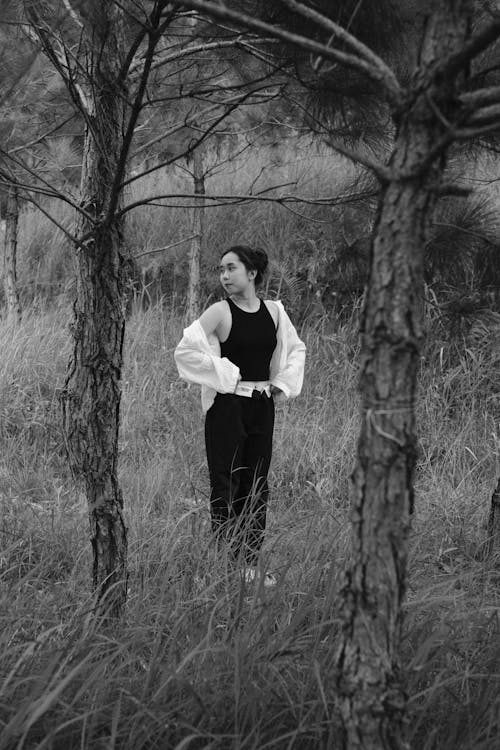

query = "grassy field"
[{"left": 0, "top": 297, "right": 499, "bottom": 749}]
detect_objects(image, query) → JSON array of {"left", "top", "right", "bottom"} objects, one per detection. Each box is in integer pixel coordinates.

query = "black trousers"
[{"left": 204, "top": 391, "right": 275, "bottom": 564}]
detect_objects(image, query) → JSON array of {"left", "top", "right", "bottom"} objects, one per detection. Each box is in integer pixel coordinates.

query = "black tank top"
[{"left": 220, "top": 298, "right": 277, "bottom": 381}]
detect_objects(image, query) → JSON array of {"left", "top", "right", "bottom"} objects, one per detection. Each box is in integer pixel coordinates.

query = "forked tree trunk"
[
  {"left": 335, "top": 5, "right": 471, "bottom": 748},
  {"left": 61, "top": 3, "right": 128, "bottom": 618},
  {"left": 3, "top": 183, "right": 21, "bottom": 324},
  {"left": 186, "top": 146, "right": 205, "bottom": 320}
]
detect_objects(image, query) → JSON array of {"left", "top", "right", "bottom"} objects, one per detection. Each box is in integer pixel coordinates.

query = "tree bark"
[
  {"left": 487, "top": 476, "right": 500, "bottom": 556},
  {"left": 186, "top": 146, "right": 205, "bottom": 320},
  {"left": 3, "top": 183, "right": 21, "bottom": 324},
  {"left": 334, "top": 5, "right": 472, "bottom": 748},
  {"left": 61, "top": 2, "right": 128, "bottom": 618}
]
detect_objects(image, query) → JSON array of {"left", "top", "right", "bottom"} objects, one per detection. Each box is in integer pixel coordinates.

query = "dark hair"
[{"left": 221, "top": 245, "right": 269, "bottom": 286}]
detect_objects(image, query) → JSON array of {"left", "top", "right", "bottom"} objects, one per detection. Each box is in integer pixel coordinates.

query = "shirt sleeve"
[
  {"left": 174, "top": 322, "right": 240, "bottom": 394},
  {"left": 271, "top": 309, "right": 306, "bottom": 399}
]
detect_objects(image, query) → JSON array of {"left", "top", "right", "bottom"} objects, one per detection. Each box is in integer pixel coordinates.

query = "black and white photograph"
[{"left": 1, "top": 1, "right": 500, "bottom": 748}]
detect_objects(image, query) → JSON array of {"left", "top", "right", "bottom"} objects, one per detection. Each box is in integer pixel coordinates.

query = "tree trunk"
[
  {"left": 487, "top": 476, "right": 500, "bottom": 556},
  {"left": 334, "top": 5, "right": 471, "bottom": 748},
  {"left": 3, "top": 183, "right": 21, "bottom": 324},
  {"left": 186, "top": 146, "right": 205, "bottom": 320},
  {"left": 61, "top": 2, "right": 128, "bottom": 618}
]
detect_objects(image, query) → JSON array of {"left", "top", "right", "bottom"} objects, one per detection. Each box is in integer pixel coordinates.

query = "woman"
[{"left": 174, "top": 246, "right": 306, "bottom": 584}]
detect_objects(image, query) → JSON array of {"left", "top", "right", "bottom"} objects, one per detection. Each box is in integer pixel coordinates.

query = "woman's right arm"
[
  {"left": 198, "top": 301, "right": 225, "bottom": 338},
  {"left": 174, "top": 303, "right": 240, "bottom": 393}
]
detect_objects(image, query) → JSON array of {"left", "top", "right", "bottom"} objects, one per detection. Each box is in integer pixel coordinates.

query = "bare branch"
[
  {"left": 0, "top": 150, "right": 96, "bottom": 224},
  {"left": 125, "top": 84, "right": 278, "bottom": 187},
  {"left": 7, "top": 188, "right": 83, "bottom": 249},
  {"left": 169, "top": 0, "right": 403, "bottom": 106},
  {"left": 133, "top": 36, "right": 274, "bottom": 74},
  {"left": 119, "top": 187, "right": 377, "bottom": 216},
  {"left": 105, "top": 19, "right": 164, "bottom": 225},
  {"left": 27, "top": 197, "right": 80, "bottom": 246},
  {"left": 0, "top": 173, "right": 94, "bottom": 223},
  {"left": 0, "top": 174, "right": 60, "bottom": 200},
  {"left": 8, "top": 115, "right": 76, "bottom": 155},
  {"left": 119, "top": 20, "right": 150, "bottom": 82},
  {"left": 132, "top": 74, "right": 280, "bottom": 164},
  {"left": 134, "top": 234, "right": 200, "bottom": 258},
  {"left": 434, "top": 184, "right": 473, "bottom": 197},
  {"left": 131, "top": 103, "right": 222, "bottom": 158}
]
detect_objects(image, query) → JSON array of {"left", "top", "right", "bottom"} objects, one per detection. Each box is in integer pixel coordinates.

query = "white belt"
[{"left": 234, "top": 381, "right": 271, "bottom": 398}]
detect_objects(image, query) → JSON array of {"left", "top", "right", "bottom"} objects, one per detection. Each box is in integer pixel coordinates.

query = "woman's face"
[{"left": 219, "top": 252, "right": 255, "bottom": 293}]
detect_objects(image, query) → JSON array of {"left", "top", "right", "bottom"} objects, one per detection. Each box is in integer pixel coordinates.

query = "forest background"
[{"left": 1, "top": 1, "right": 500, "bottom": 749}]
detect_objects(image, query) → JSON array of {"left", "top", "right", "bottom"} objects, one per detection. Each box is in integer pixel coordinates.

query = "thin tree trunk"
[
  {"left": 335, "top": 5, "right": 471, "bottom": 748},
  {"left": 61, "top": 3, "right": 128, "bottom": 618},
  {"left": 186, "top": 146, "right": 205, "bottom": 320},
  {"left": 3, "top": 183, "right": 21, "bottom": 324}
]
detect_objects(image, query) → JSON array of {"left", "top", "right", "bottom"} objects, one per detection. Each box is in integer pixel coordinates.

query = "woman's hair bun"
[{"left": 251, "top": 247, "right": 268, "bottom": 273}]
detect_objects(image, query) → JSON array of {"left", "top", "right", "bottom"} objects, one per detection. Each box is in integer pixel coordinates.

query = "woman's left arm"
[{"left": 271, "top": 310, "right": 306, "bottom": 399}]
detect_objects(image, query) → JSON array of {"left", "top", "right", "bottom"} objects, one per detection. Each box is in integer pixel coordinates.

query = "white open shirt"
[{"left": 174, "top": 300, "right": 306, "bottom": 412}]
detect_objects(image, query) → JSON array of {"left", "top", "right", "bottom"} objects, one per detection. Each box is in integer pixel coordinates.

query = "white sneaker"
[{"left": 243, "top": 567, "right": 277, "bottom": 587}]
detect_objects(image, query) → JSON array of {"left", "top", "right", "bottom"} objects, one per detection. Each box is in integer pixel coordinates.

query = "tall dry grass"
[{"left": 0, "top": 297, "right": 499, "bottom": 748}]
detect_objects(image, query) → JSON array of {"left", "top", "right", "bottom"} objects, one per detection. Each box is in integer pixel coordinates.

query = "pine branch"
[
  {"left": 460, "top": 84, "right": 500, "bottom": 108},
  {"left": 433, "top": 220, "right": 496, "bottom": 242},
  {"left": 437, "top": 19, "right": 500, "bottom": 78},
  {"left": 279, "top": 0, "right": 400, "bottom": 88},
  {"left": 466, "top": 102, "right": 500, "bottom": 126},
  {"left": 455, "top": 121, "right": 500, "bottom": 138},
  {"left": 325, "top": 137, "right": 390, "bottom": 182},
  {"left": 169, "top": 0, "right": 403, "bottom": 106}
]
